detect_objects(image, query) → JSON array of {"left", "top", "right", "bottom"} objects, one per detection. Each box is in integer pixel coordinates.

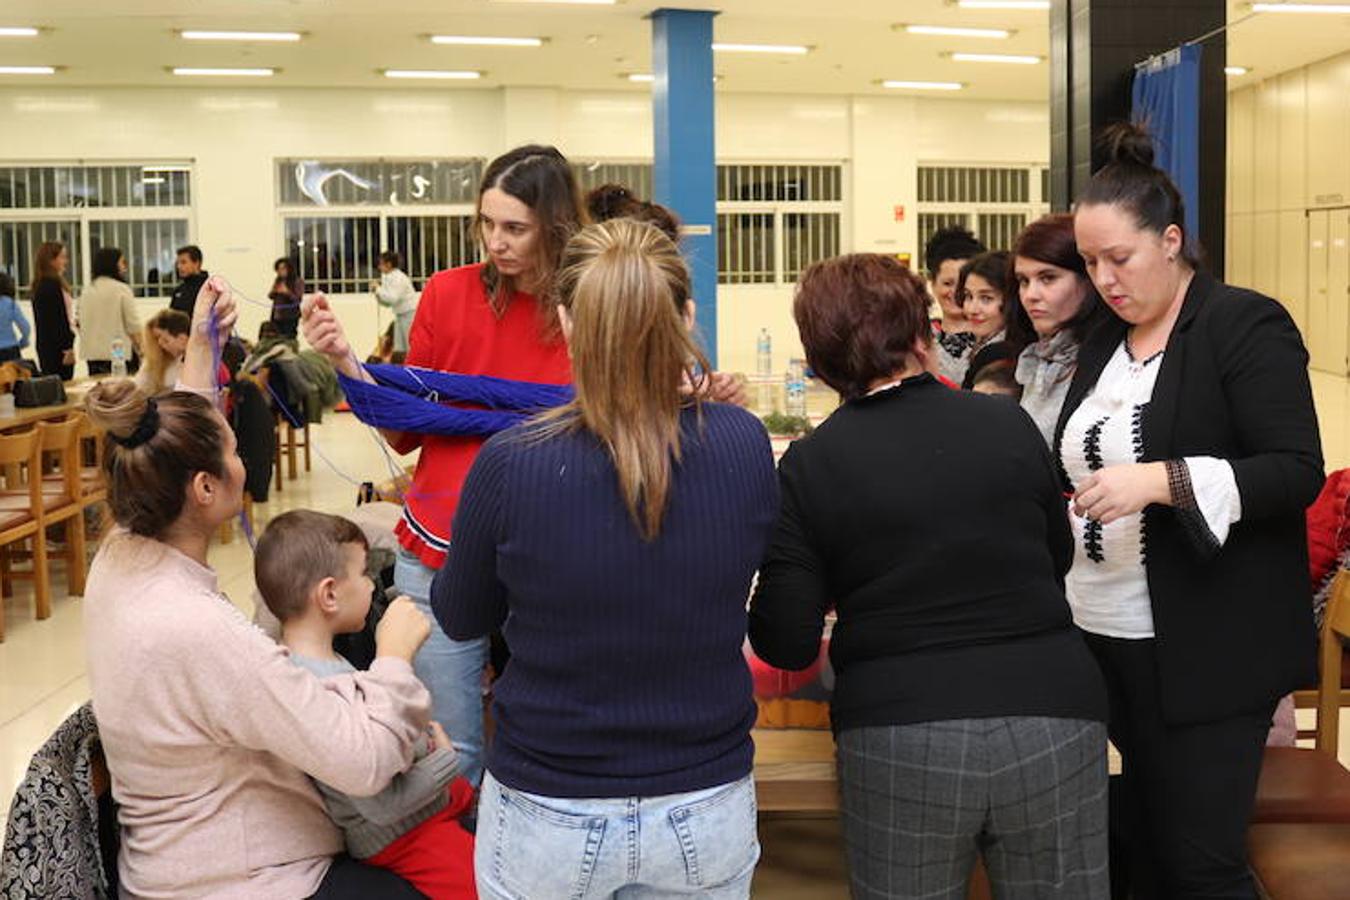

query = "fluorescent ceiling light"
[
  {"left": 1252, "top": 3, "right": 1350, "bottom": 12},
  {"left": 172, "top": 67, "right": 275, "bottom": 77},
  {"left": 951, "top": 52, "right": 1042, "bottom": 64},
  {"left": 383, "top": 69, "right": 483, "bottom": 79},
  {"left": 902, "top": 24, "right": 1013, "bottom": 38},
  {"left": 488, "top": 0, "right": 615, "bottom": 4},
  {"left": 141, "top": 176, "right": 166, "bottom": 185},
  {"left": 180, "top": 30, "right": 302, "bottom": 42},
  {"left": 883, "top": 79, "right": 964, "bottom": 90},
  {"left": 712, "top": 42, "right": 810, "bottom": 55},
  {"left": 956, "top": 0, "right": 1051, "bottom": 8},
  {"left": 1225, "top": 65, "right": 1250, "bottom": 75},
  {"left": 0, "top": 28, "right": 39, "bottom": 38},
  {"left": 628, "top": 73, "right": 655, "bottom": 82},
  {"left": 0, "top": 65, "right": 55, "bottom": 75},
  {"left": 430, "top": 35, "right": 544, "bottom": 47}
]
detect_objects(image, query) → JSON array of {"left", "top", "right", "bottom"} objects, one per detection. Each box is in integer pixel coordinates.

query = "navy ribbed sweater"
[{"left": 431, "top": 403, "right": 778, "bottom": 798}]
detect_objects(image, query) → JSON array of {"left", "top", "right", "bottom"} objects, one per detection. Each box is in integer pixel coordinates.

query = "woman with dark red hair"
[
  {"left": 1012, "top": 214, "right": 1109, "bottom": 446},
  {"left": 749, "top": 253, "right": 1109, "bottom": 900}
]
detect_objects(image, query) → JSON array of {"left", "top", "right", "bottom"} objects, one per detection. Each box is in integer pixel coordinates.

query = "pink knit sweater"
[{"left": 84, "top": 531, "right": 430, "bottom": 899}]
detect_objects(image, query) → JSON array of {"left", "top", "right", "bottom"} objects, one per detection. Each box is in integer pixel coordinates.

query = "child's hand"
[
  {"left": 428, "top": 721, "right": 454, "bottom": 752},
  {"left": 375, "top": 596, "right": 431, "bottom": 663}
]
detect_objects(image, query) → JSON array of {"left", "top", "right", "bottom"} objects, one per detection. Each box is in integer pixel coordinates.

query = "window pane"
[
  {"left": 88, "top": 218, "right": 187, "bottom": 298},
  {"left": 386, "top": 215, "right": 480, "bottom": 284},
  {"left": 0, "top": 220, "right": 83, "bottom": 299},
  {"left": 916, "top": 213, "right": 972, "bottom": 264},
  {"left": 783, "top": 212, "right": 841, "bottom": 283},
  {"left": 277, "top": 159, "right": 482, "bottom": 207},
  {"left": 716, "top": 212, "right": 775, "bottom": 285},
  {"left": 284, "top": 216, "right": 381, "bottom": 293}
]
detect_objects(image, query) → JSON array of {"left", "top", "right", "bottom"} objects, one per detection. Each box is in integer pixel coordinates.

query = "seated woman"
[
  {"left": 83, "top": 279, "right": 429, "bottom": 900},
  {"left": 135, "top": 309, "right": 190, "bottom": 392},
  {"left": 749, "top": 254, "right": 1109, "bottom": 900},
  {"left": 432, "top": 219, "right": 777, "bottom": 898}
]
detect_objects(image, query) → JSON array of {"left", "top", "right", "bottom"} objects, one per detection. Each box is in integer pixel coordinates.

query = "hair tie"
[{"left": 111, "top": 397, "right": 160, "bottom": 449}]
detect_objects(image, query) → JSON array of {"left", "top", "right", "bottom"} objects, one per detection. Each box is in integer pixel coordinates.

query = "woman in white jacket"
[{"left": 371, "top": 251, "right": 419, "bottom": 354}]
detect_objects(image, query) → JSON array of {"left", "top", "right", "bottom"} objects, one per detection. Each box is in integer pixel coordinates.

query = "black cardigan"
[
  {"left": 1055, "top": 272, "right": 1324, "bottom": 726},
  {"left": 749, "top": 374, "right": 1107, "bottom": 734},
  {"left": 31, "top": 277, "right": 73, "bottom": 357}
]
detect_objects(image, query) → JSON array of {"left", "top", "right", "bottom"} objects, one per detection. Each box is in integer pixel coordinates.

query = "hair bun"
[
  {"left": 1099, "top": 122, "right": 1156, "bottom": 169},
  {"left": 84, "top": 378, "right": 150, "bottom": 443}
]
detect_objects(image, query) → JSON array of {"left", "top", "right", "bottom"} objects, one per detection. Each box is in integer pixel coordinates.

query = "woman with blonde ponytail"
[{"left": 433, "top": 219, "right": 777, "bottom": 899}]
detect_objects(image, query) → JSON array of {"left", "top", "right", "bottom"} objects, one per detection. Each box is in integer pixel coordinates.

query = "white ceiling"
[{"left": 0, "top": 1, "right": 1345, "bottom": 100}]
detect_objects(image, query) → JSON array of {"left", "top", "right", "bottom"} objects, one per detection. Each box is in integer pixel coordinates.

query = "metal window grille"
[
  {"left": 387, "top": 215, "right": 479, "bottom": 285},
  {"left": 783, "top": 212, "right": 841, "bottom": 283},
  {"left": 717, "top": 164, "right": 842, "bottom": 203},
  {"left": 284, "top": 216, "right": 382, "bottom": 294},
  {"left": 276, "top": 159, "right": 482, "bottom": 207},
  {"left": 717, "top": 212, "right": 776, "bottom": 285},
  {"left": 917, "top": 166, "right": 1030, "bottom": 204},
  {"left": 0, "top": 220, "right": 83, "bottom": 299},
  {"left": 87, "top": 219, "right": 188, "bottom": 298},
  {"left": 0, "top": 165, "right": 191, "bottom": 209},
  {"left": 917, "top": 213, "right": 973, "bottom": 261},
  {"left": 977, "top": 213, "right": 1029, "bottom": 256},
  {"left": 1040, "top": 167, "right": 1050, "bottom": 205},
  {"left": 571, "top": 162, "right": 654, "bottom": 201}
]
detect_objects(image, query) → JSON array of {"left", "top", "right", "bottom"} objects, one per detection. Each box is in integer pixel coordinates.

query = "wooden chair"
[
  {"left": 1249, "top": 575, "right": 1350, "bottom": 896},
  {"left": 1252, "top": 570, "right": 1350, "bottom": 825},
  {"left": 35, "top": 416, "right": 88, "bottom": 597},
  {"left": 0, "top": 428, "right": 47, "bottom": 638}
]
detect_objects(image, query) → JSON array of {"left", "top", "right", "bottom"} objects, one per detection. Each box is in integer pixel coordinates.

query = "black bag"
[{"left": 14, "top": 375, "right": 66, "bottom": 408}]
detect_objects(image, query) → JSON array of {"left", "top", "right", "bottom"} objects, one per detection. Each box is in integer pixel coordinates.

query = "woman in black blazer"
[
  {"left": 1059, "top": 124, "right": 1323, "bottom": 898},
  {"left": 31, "top": 240, "right": 75, "bottom": 381}
]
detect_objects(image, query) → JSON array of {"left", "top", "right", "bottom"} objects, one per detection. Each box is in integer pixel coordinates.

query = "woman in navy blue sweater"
[{"left": 432, "top": 218, "right": 777, "bottom": 899}]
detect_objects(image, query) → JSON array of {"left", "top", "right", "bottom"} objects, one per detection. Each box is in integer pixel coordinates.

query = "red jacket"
[{"left": 393, "top": 264, "right": 572, "bottom": 569}]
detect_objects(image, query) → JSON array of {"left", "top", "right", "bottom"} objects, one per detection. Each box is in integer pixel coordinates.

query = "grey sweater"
[{"left": 292, "top": 654, "right": 460, "bottom": 858}]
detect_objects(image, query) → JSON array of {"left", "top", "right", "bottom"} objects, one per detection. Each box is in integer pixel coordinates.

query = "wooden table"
[{"left": 0, "top": 380, "right": 97, "bottom": 433}]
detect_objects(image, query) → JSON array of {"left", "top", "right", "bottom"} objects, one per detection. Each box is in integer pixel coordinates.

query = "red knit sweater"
[{"left": 392, "top": 264, "right": 572, "bottom": 569}]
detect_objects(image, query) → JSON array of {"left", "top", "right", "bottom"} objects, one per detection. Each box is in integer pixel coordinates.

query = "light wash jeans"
[
  {"left": 393, "top": 309, "right": 415, "bottom": 354},
  {"left": 394, "top": 546, "right": 487, "bottom": 786},
  {"left": 475, "top": 772, "right": 760, "bottom": 899}
]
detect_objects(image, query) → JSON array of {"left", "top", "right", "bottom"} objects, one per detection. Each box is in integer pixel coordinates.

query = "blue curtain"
[{"left": 1131, "top": 45, "right": 1201, "bottom": 244}]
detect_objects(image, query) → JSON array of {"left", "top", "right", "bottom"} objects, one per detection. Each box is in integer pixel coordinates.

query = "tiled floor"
[{"left": 2, "top": 370, "right": 1349, "bottom": 896}]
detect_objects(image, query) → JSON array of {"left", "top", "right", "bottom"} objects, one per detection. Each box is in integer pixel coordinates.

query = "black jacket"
[
  {"left": 1055, "top": 272, "right": 1324, "bottom": 725},
  {"left": 169, "top": 271, "right": 209, "bottom": 316}
]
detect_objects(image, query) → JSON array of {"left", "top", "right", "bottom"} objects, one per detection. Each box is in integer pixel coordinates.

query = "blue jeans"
[
  {"left": 394, "top": 546, "right": 487, "bottom": 786},
  {"left": 476, "top": 772, "right": 760, "bottom": 899}
]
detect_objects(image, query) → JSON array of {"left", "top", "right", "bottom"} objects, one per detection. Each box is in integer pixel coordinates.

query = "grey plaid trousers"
[{"left": 836, "top": 717, "right": 1109, "bottom": 900}]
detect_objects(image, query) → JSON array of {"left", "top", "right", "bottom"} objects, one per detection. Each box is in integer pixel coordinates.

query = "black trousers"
[
  {"left": 0, "top": 346, "right": 19, "bottom": 362},
  {"left": 308, "top": 855, "right": 425, "bottom": 899},
  {"left": 1084, "top": 633, "right": 1274, "bottom": 900}
]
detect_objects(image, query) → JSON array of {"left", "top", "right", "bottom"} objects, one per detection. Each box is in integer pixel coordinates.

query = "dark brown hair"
[
  {"left": 31, "top": 241, "right": 69, "bottom": 296},
  {"left": 379, "top": 250, "right": 402, "bottom": 269},
  {"left": 794, "top": 254, "right": 932, "bottom": 401},
  {"left": 255, "top": 510, "right": 368, "bottom": 622},
  {"left": 585, "top": 183, "right": 682, "bottom": 244},
  {"left": 1012, "top": 213, "right": 1109, "bottom": 344},
  {"left": 477, "top": 144, "right": 587, "bottom": 320},
  {"left": 84, "top": 380, "right": 226, "bottom": 538},
  {"left": 1079, "top": 122, "right": 1199, "bottom": 267},
  {"left": 924, "top": 225, "right": 985, "bottom": 279}
]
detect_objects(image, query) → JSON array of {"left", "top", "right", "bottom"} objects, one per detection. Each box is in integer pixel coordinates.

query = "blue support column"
[{"left": 651, "top": 8, "right": 718, "bottom": 366}]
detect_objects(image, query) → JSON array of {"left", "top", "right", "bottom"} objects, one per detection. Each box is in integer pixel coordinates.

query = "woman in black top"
[
  {"left": 1060, "top": 124, "right": 1323, "bottom": 899},
  {"left": 750, "top": 254, "right": 1108, "bottom": 900},
  {"left": 31, "top": 240, "right": 76, "bottom": 380},
  {"left": 268, "top": 257, "right": 304, "bottom": 339}
]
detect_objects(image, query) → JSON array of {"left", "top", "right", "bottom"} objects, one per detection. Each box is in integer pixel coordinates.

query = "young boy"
[{"left": 256, "top": 510, "right": 477, "bottom": 900}]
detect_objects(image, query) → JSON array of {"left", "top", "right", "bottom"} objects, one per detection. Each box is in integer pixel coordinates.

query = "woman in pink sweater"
[{"left": 83, "top": 279, "right": 432, "bottom": 900}]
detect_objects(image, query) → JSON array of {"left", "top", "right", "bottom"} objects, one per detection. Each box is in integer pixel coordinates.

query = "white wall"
[{"left": 0, "top": 84, "right": 1049, "bottom": 374}]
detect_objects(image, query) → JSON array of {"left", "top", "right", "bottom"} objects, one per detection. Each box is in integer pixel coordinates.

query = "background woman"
[
  {"left": 78, "top": 246, "right": 142, "bottom": 376},
  {"left": 1060, "top": 123, "right": 1323, "bottom": 898},
  {"left": 1012, "top": 214, "right": 1108, "bottom": 446},
  {"left": 434, "top": 219, "right": 776, "bottom": 899},
  {"left": 927, "top": 226, "right": 986, "bottom": 384},
  {"left": 303, "top": 144, "right": 586, "bottom": 787},
  {"left": 269, "top": 256, "right": 304, "bottom": 339},
  {"left": 371, "top": 251, "right": 418, "bottom": 355},
  {"left": 31, "top": 240, "right": 76, "bottom": 380},
  {"left": 751, "top": 254, "right": 1108, "bottom": 900},
  {"left": 0, "top": 272, "right": 31, "bottom": 363},
  {"left": 956, "top": 250, "right": 1030, "bottom": 389},
  {"left": 135, "top": 308, "right": 191, "bottom": 392},
  {"left": 83, "top": 280, "right": 429, "bottom": 899}
]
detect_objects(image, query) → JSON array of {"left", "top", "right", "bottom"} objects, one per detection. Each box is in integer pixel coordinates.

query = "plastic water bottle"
[
  {"left": 756, "top": 328, "right": 773, "bottom": 412},
  {"left": 110, "top": 337, "right": 127, "bottom": 379},
  {"left": 785, "top": 358, "right": 807, "bottom": 419}
]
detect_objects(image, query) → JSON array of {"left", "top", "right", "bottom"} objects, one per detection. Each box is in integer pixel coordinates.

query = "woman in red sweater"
[{"left": 303, "top": 146, "right": 583, "bottom": 787}]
